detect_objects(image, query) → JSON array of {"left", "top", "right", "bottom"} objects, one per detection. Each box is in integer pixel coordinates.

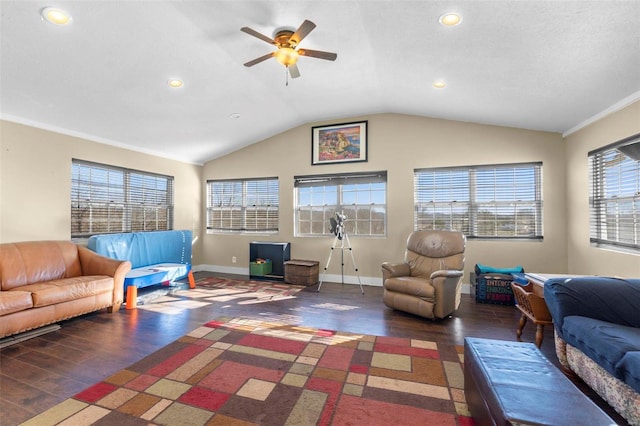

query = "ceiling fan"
[{"left": 241, "top": 20, "right": 337, "bottom": 79}]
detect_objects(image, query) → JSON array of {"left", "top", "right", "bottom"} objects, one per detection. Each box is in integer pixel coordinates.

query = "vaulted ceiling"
[{"left": 1, "top": 1, "right": 639, "bottom": 164}]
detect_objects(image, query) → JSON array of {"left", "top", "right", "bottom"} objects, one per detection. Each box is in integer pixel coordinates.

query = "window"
[
  {"left": 71, "top": 160, "right": 174, "bottom": 237},
  {"left": 206, "top": 177, "right": 279, "bottom": 233},
  {"left": 589, "top": 134, "right": 640, "bottom": 252},
  {"left": 414, "top": 163, "right": 543, "bottom": 238},
  {"left": 294, "top": 171, "right": 386, "bottom": 237}
]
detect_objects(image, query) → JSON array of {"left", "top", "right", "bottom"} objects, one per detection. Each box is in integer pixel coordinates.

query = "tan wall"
[
  {"left": 564, "top": 101, "right": 640, "bottom": 278},
  {"left": 0, "top": 120, "right": 203, "bottom": 264},
  {"left": 8, "top": 104, "right": 636, "bottom": 284},
  {"left": 203, "top": 113, "right": 566, "bottom": 285}
]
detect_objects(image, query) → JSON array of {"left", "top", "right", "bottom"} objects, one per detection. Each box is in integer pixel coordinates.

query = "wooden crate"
[{"left": 284, "top": 260, "right": 319, "bottom": 286}]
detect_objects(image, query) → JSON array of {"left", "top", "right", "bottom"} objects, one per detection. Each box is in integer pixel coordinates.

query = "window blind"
[
  {"left": 206, "top": 177, "right": 279, "bottom": 233},
  {"left": 589, "top": 134, "right": 640, "bottom": 251},
  {"left": 71, "top": 159, "right": 174, "bottom": 237},
  {"left": 414, "top": 163, "right": 543, "bottom": 238},
  {"left": 294, "top": 171, "right": 387, "bottom": 236}
]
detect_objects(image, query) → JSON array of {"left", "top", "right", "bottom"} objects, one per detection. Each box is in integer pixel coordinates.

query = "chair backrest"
[{"left": 405, "top": 230, "right": 466, "bottom": 278}]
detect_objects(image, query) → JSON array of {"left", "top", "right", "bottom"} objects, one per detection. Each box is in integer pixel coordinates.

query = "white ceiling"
[{"left": 1, "top": 1, "right": 639, "bottom": 165}]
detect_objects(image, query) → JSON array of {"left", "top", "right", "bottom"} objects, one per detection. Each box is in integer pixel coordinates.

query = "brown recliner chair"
[{"left": 382, "top": 230, "right": 466, "bottom": 319}]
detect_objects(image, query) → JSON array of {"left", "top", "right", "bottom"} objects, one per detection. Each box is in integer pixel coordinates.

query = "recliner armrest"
[
  {"left": 382, "top": 262, "right": 411, "bottom": 281},
  {"left": 431, "top": 270, "right": 464, "bottom": 318},
  {"left": 430, "top": 269, "right": 464, "bottom": 280}
]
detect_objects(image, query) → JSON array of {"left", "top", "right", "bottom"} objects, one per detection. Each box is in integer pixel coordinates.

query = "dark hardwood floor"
[{"left": 0, "top": 272, "right": 627, "bottom": 425}]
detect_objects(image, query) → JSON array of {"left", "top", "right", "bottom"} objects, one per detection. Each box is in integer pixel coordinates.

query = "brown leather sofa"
[
  {"left": 0, "top": 241, "right": 131, "bottom": 338},
  {"left": 382, "top": 230, "right": 466, "bottom": 319}
]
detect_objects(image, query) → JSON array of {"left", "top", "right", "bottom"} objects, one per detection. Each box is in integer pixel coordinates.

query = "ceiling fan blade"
[
  {"left": 289, "top": 64, "right": 301, "bottom": 78},
  {"left": 289, "top": 20, "right": 316, "bottom": 46},
  {"left": 241, "top": 27, "right": 276, "bottom": 45},
  {"left": 244, "top": 52, "right": 275, "bottom": 67},
  {"left": 298, "top": 49, "right": 337, "bottom": 61}
]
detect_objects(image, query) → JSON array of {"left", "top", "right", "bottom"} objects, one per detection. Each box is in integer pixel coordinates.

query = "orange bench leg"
[
  {"left": 188, "top": 271, "right": 196, "bottom": 289},
  {"left": 126, "top": 285, "right": 138, "bottom": 309}
]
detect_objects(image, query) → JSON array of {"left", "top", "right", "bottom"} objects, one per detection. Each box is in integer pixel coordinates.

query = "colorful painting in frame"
[{"left": 311, "top": 121, "right": 368, "bottom": 165}]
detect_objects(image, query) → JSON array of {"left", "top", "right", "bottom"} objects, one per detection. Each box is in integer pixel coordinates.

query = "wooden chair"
[{"left": 511, "top": 282, "right": 553, "bottom": 348}]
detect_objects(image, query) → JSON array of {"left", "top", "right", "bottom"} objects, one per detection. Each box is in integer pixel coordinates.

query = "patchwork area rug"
[
  {"left": 23, "top": 316, "right": 473, "bottom": 426},
  {"left": 134, "top": 277, "right": 307, "bottom": 314},
  {"left": 195, "top": 277, "right": 306, "bottom": 305}
]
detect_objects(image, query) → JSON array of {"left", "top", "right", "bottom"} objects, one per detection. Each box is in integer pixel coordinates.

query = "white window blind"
[
  {"left": 294, "top": 171, "right": 386, "bottom": 237},
  {"left": 589, "top": 134, "right": 640, "bottom": 252},
  {"left": 414, "top": 163, "right": 543, "bottom": 238},
  {"left": 71, "top": 160, "right": 174, "bottom": 237},
  {"left": 206, "top": 177, "right": 279, "bottom": 233}
]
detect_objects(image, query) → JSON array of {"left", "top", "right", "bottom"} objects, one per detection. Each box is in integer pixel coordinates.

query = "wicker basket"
[{"left": 284, "top": 260, "right": 319, "bottom": 286}]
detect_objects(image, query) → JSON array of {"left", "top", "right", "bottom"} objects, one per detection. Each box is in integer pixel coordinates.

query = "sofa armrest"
[
  {"left": 382, "top": 262, "right": 411, "bottom": 281},
  {"left": 78, "top": 245, "right": 132, "bottom": 306},
  {"left": 544, "top": 276, "right": 640, "bottom": 337}
]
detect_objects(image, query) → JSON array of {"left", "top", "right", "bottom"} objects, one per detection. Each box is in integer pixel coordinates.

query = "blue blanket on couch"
[{"left": 544, "top": 276, "right": 640, "bottom": 393}]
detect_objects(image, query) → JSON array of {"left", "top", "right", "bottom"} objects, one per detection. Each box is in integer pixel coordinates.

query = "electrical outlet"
[{"left": 232, "top": 256, "right": 237, "bottom": 264}]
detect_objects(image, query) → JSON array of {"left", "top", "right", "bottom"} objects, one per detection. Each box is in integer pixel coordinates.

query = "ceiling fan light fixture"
[
  {"left": 275, "top": 47, "right": 299, "bottom": 67},
  {"left": 439, "top": 12, "right": 462, "bottom": 27},
  {"left": 41, "top": 7, "right": 72, "bottom": 25}
]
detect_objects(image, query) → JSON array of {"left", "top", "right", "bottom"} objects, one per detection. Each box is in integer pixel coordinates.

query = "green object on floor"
[{"left": 250, "top": 259, "right": 272, "bottom": 276}]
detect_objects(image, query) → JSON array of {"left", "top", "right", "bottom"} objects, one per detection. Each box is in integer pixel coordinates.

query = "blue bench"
[{"left": 88, "top": 230, "right": 195, "bottom": 307}]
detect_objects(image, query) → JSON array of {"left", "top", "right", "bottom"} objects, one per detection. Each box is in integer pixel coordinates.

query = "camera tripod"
[{"left": 317, "top": 219, "right": 365, "bottom": 294}]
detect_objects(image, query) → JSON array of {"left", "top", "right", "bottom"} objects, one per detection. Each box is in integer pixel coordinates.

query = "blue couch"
[
  {"left": 88, "top": 230, "right": 194, "bottom": 306},
  {"left": 544, "top": 276, "right": 640, "bottom": 424}
]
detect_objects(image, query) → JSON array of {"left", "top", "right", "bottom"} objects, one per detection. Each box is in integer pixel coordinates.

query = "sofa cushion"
[
  {"left": 17, "top": 276, "right": 114, "bottom": 308},
  {"left": 0, "top": 241, "right": 83, "bottom": 290},
  {"left": 616, "top": 351, "right": 640, "bottom": 393},
  {"left": 562, "top": 316, "right": 640, "bottom": 379},
  {"left": 0, "top": 290, "right": 34, "bottom": 316},
  {"left": 383, "top": 276, "right": 435, "bottom": 301}
]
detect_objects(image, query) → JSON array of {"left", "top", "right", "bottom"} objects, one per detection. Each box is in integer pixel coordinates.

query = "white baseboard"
[
  {"left": 194, "top": 264, "right": 473, "bottom": 292},
  {"left": 195, "top": 264, "right": 383, "bottom": 287},
  {"left": 194, "top": 264, "right": 248, "bottom": 276}
]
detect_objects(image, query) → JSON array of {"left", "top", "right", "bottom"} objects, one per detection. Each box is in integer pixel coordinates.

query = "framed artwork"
[{"left": 311, "top": 121, "right": 368, "bottom": 165}]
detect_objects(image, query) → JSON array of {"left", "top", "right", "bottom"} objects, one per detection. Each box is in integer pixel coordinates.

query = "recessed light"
[
  {"left": 41, "top": 7, "right": 72, "bottom": 25},
  {"left": 168, "top": 79, "right": 183, "bottom": 88},
  {"left": 228, "top": 113, "right": 241, "bottom": 119},
  {"left": 439, "top": 12, "right": 462, "bottom": 27},
  {"left": 433, "top": 80, "right": 447, "bottom": 89}
]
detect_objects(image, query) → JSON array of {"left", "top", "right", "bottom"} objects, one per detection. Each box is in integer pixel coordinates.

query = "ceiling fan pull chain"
[{"left": 285, "top": 67, "right": 289, "bottom": 86}]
